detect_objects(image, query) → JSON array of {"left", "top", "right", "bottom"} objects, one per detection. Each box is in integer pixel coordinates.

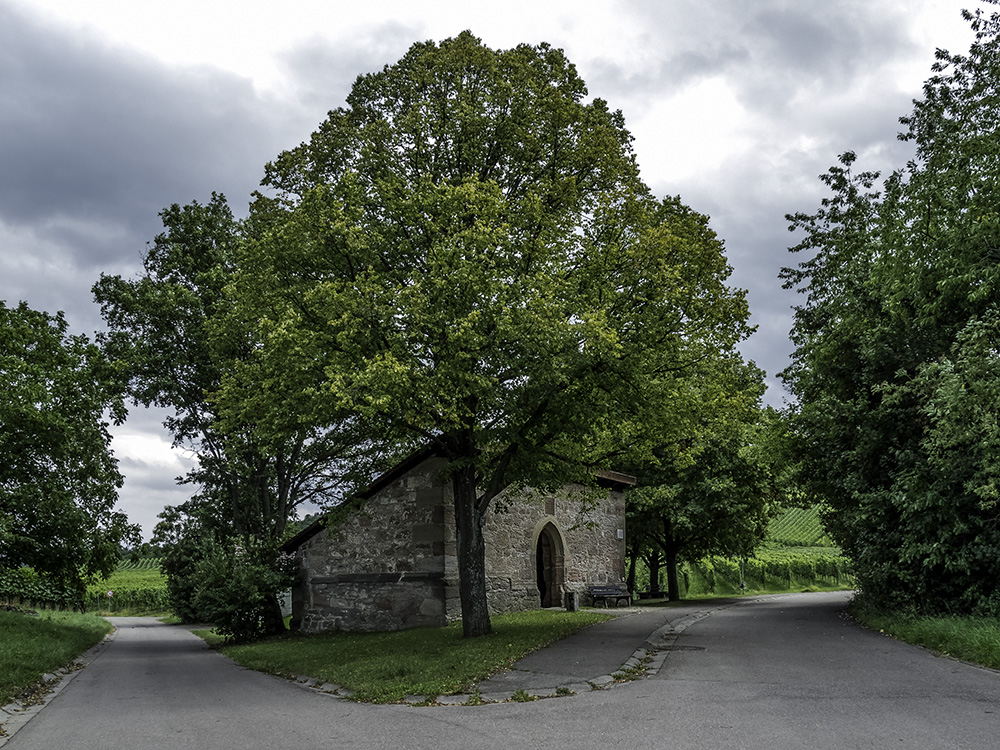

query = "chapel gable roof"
[{"left": 281, "top": 448, "right": 634, "bottom": 553}]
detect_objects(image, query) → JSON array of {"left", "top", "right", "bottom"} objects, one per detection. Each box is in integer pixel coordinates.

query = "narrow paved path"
[{"left": 6, "top": 593, "right": 999, "bottom": 749}]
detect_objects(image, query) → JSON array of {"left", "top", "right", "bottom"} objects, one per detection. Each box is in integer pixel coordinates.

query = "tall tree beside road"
[
  {"left": 782, "top": 5, "right": 1000, "bottom": 614},
  {"left": 93, "top": 195, "right": 366, "bottom": 638},
  {"left": 626, "top": 365, "right": 782, "bottom": 601},
  {"left": 0, "top": 301, "right": 138, "bottom": 600},
  {"left": 225, "top": 32, "right": 754, "bottom": 636}
]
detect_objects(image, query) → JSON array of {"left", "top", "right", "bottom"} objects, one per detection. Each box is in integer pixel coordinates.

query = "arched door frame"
[{"left": 532, "top": 518, "right": 567, "bottom": 608}]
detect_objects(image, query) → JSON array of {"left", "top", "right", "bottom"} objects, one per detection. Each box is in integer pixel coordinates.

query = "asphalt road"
[{"left": 6, "top": 592, "right": 999, "bottom": 749}]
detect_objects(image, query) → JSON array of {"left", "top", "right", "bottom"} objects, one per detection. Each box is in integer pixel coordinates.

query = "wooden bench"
[{"left": 588, "top": 584, "right": 632, "bottom": 608}]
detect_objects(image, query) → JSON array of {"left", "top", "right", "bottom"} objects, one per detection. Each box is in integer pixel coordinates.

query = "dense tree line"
[
  {"left": 93, "top": 196, "right": 380, "bottom": 640},
  {"left": 782, "top": 6, "right": 1000, "bottom": 615},
  {"left": 0, "top": 301, "right": 138, "bottom": 604}
]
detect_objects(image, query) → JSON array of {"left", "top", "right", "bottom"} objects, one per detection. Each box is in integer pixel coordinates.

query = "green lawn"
[
  {"left": 0, "top": 609, "right": 112, "bottom": 707},
  {"left": 210, "top": 609, "right": 613, "bottom": 703}
]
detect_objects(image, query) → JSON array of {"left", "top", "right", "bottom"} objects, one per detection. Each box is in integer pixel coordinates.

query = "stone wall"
[
  {"left": 482, "top": 483, "right": 627, "bottom": 612},
  {"left": 292, "top": 454, "right": 628, "bottom": 633},
  {"left": 294, "top": 457, "right": 456, "bottom": 633}
]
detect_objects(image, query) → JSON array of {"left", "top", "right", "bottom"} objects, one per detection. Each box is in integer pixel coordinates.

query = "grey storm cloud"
[
  {"left": 0, "top": 8, "right": 271, "bottom": 233},
  {"left": 0, "top": 4, "right": 309, "bottom": 333},
  {"left": 586, "top": 1, "right": 924, "bottom": 122},
  {"left": 275, "top": 21, "right": 428, "bottom": 113}
]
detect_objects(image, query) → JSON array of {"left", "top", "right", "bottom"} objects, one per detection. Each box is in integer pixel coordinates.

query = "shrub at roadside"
[
  {"left": 0, "top": 609, "right": 112, "bottom": 707},
  {"left": 189, "top": 541, "right": 295, "bottom": 643}
]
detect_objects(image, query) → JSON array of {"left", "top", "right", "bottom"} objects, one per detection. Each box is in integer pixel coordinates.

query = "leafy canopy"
[
  {"left": 230, "top": 31, "right": 752, "bottom": 486},
  {"left": 224, "top": 32, "right": 754, "bottom": 635},
  {"left": 781, "top": 5, "right": 1000, "bottom": 615},
  {"left": 0, "top": 301, "right": 138, "bottom": 597}
]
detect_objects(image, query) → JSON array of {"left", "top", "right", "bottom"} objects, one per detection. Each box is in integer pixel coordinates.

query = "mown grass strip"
[
  {"left": 211, "top": 609, "right": 613, "bottom": 703},
  {"left": 850, "top": 603, "right": 1000, "bottom": 671},
  {"left": 0, "top": 609, "right": 112, "bottom": 707}
]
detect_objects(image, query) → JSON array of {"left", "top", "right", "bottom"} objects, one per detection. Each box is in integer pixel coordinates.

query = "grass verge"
[
  {"left": 207, "top": 609, "right": 613, "bottom": 703},
  {"left": 0, "top": 609, "right": 112, "bottom": 707},
  {"left": 849, "top": 601, "right": 1000, "bottom": 671}
]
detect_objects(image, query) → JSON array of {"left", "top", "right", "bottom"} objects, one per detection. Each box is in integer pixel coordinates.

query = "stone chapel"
[{"left": 282, "top": 449, "right": 633, "bottom": 633}]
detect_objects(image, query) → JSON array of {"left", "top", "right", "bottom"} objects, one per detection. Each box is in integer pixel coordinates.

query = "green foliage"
[
  {"left": 0, "top": 301, "right": 138, "bottom": 597},
  {"left": 781, "top": 7, "right": 1000, "bottom": 615},
  {"left": 216, "top": 609, "right": 611, "bottom": 703},
  {"left": 0, "top": 609, "right": 112, "bottom": 707},
  {"left": 84, "top": 559, "right": 169, "bottom": 614},
  {"left": 189, "top": 541, "right": 295, "bottom": 643},
  {"left": 767, "top": 505, "right": 835, "bottom": 547},
  {"left": 626, "top": 395, "right": 789, "bottom": 600},
  {"left": 224, "top": 31, "right": 753, "bottom": 637}
]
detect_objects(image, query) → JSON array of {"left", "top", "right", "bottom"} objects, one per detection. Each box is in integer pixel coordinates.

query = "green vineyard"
[
  {"left": 84, "top": 558, "right": 170, "bottom": 614},
  {"left": 678, "top": 550, "right": 853, "bottom": 597},
  {"left": 0, "top": 557, "right": 170, "bottom": 613},
  {"left": 635, "top": 504, "right": 852, "bottom": 597},
  {"left": 767, "top": 505, "right": 835, "bottom": 547}
]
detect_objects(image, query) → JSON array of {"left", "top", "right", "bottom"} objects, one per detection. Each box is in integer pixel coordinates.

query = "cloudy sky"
[{"left": 2, "top": 0, "right": 984, "bottom": 539}]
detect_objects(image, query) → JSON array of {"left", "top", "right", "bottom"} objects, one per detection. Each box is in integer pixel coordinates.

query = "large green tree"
[
  {"left": 0, "top": 301, "right": 138, "bottom": 600},
  {"left": 93, "top": 195, "right": 369, "bottom": 636},
  {"left": 782, "top": 6, "right": 1000, "bottom": 614},
  {"left": 626, "top": 365, "right": 782, "bottom": 601},
  {"left": 225, "top": 32, "right": 753, "bottom": 636}
]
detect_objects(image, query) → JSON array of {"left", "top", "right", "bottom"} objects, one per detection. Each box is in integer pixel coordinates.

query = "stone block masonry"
[{"left": 288, "top": 453, "right": 629, "bottom": 633}]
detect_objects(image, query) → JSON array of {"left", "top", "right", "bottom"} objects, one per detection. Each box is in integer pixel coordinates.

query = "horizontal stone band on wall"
[{"left": 310, "top": 571, "right": 445, "bottom": 585}]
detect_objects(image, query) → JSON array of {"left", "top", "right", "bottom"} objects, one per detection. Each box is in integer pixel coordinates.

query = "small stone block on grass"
[
  {"left": 436, "top": 695, "right": 471, "bottom": 706},
  {"left": 477, "top": 692, "right": 511, "bottom": 703}
]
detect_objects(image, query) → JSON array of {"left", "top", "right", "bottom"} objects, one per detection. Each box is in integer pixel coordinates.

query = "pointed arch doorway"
[{"left": 535, "top": 522, "right": 566, "bottom": 608}]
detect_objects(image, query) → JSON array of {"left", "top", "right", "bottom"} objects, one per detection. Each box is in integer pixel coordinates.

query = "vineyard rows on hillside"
[{"left": 767, "top": 505, "right": 835, "bottom": 547}]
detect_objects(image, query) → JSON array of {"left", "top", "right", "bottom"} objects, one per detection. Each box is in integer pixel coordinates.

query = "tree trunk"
[
  {"left": 665, "top": 545, "right": 681, "bottom": 601},
  {"left": 662, "top": 517, "right": 681, "bottom": 601},
  {"left": 452, "top": 462, "right": 493, "bottom": 637},
  {"left": 647, "top": 549, "right": 662, "bottom": 596},
  {"left": 626, "top": 548, "right": 638, "bottom": 595}
]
